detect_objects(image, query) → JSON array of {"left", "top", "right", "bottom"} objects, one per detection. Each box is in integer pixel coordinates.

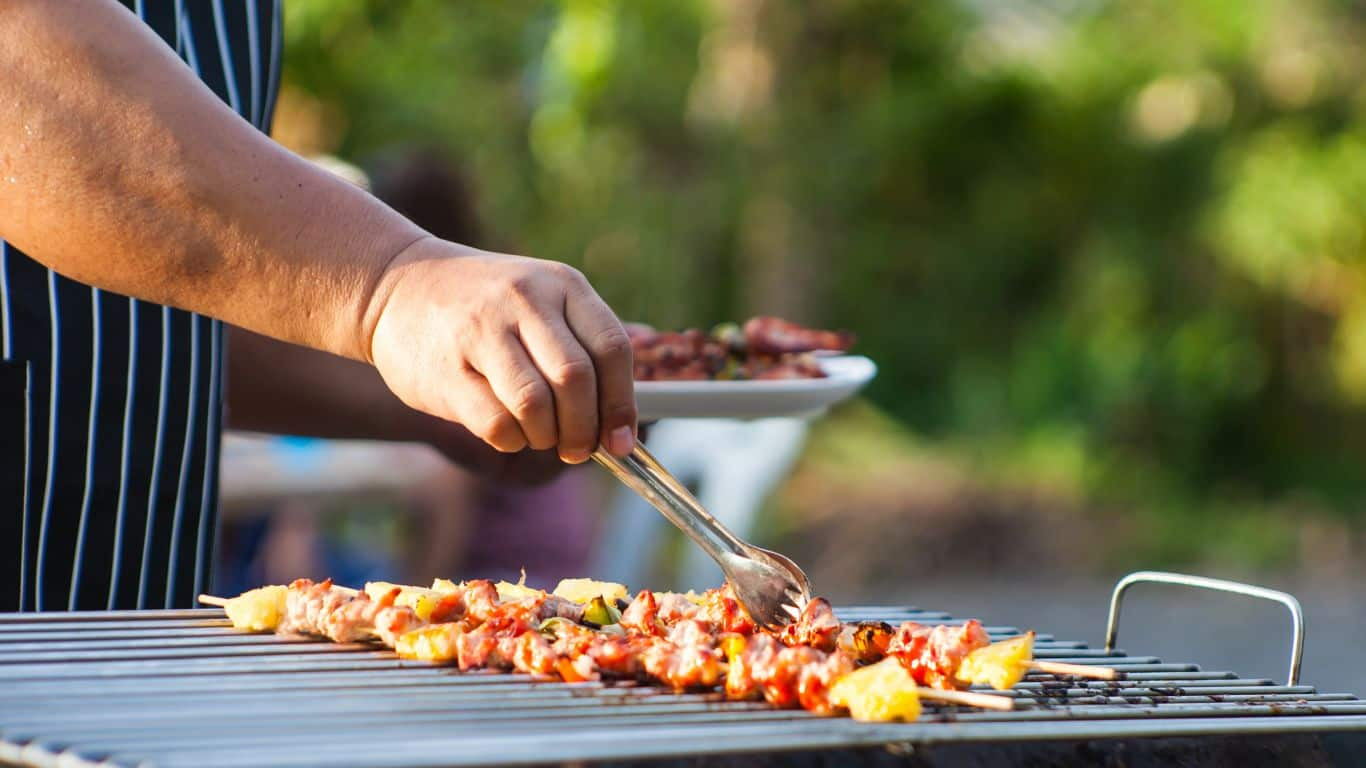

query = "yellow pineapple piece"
[
  {"left": 495, "top": 569, "right": 544, "bottom": 602},
  {"left": 829, "top": 658, "right": 922, "bottom": 722},
  {"left": 394, "top": 623, "right": 464, "bottom": 663},
  {"left": 223, "top": 585, "right": 288, "bottom": 632},
  {"left": 431, "top": 578, "right": 461, "bottom": 593},
  {"left": 551, "top": 578, "right": 629, "bottom": 605},
  {"left": 719, "top": 634, "right": 747, "bottom": 662},
  {"left": 957, "top": 632, "right": 1035, "bottom": 691},
  {"left": 364, "top": 582, "right": 453, "bottom": 622}
]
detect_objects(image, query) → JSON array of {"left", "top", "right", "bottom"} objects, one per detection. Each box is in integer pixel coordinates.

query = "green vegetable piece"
[
  {"left": 711, "top": 322, "right": 745, "bottom": 353},
  {"left": 538, "top": 617, "right": 576, "bottom": 636},
  {"left": 582, "top": 595, "right": 622, "bottom": 627}
]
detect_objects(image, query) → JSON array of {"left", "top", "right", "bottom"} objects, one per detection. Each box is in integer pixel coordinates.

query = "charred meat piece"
[
  {"left": 584, "top": 635, "right": 647, "bottom": 679},
  {"left": 743, "top": 316, "right": 855, "bottom": 356},
  {"left": 620, "top": 590, "right": 664, "bottom": 636},
  {"left": 655, "top": 592, "right": 701, "bottom": 624},
  {"left": 642, "top": 624, "right": 725, "bottom": 690},
  {"left": 724, "top": 633, "right": 779, "bottom": 700},
  {"left": 460, "top": 580, "right": 502, "bottom": 624},
  {"left": 277, "top": 580, "right": 421, "bottom": 647},
  {"left": 888, "top": 619, "right": 991, "bottom": 690},
  {"left": 511, "top": 631, "right": 561, "bottom": 676},
  {"left": 629, "top": 316, "right": 853, "bottom": 382},
  {"left": 794, "top": 648, "right": 856, "bottom": 715},
  {"left": 278, "top": 578, "right": 355, "bottom": 638},
  {"left": 777, "top": 597, "right": 841, "bottom": 652},
  {"left": 696, "top": 584, "right": 757, "bottom": 635},
  {"left": 737, "top": 642, "right": 855, "bottom": 713},
  {"left": 836, "top": 621, "right": 895, "bottom": 664}
]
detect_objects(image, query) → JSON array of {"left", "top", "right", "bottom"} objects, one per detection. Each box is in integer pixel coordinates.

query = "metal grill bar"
[{"left": 1, "top": 606, "right": 1363, "bottom": 768}]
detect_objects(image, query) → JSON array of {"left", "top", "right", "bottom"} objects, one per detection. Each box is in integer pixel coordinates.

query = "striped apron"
[{"left": 0, "top": 0, "right": 283, "bottom": 611}]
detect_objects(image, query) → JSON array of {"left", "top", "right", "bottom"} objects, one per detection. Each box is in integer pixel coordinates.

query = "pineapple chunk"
[
  {"left": 394, "top": 623, "right": 464, "bottom": 663},
  {"left": 552, "top": 578, "right": 629, "bottom": 605},
  {"left": 364, "top": 582, "right": 450, "bottom": 622},
  {"left": 495, "top": 569, "right": 544, "bottom": 602},
  {"left": 829, "top": 658, "right": 921, "bottom": 722},
  {"left": 431, "top": 578, "right": 461, "bottom": 593},
  {"left": 223, "top": 585, "right": 288, "bottom": 632},
  {"left": 956, "top": 632, "right": 1035, "bottom": 691},
  {"left": 364, "top": 581, "right": 406, "bottom": 602},
  {"left": 495, "top": 581, "right": 543, "bottom": 601}
]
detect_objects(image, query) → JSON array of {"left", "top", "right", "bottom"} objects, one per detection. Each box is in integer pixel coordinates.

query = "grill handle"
[{"left": 1104, "top": 570, "right": 1304, "bottom": 686}]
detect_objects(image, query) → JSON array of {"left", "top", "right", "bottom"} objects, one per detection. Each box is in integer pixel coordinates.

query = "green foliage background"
[{"left": 281, "top": 0, "right": 1366, "bottom": 569}]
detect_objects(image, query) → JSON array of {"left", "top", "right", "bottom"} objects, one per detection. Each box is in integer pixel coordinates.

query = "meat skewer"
[
  {"left": 202, "top": 578, "right": 1131, "bottom": 721},
  {"left": 829, "top": 658, "right": 1015, "bottom": 721},
  {"left": 887, "top": 621, "right": 1117, "bottom": 688},
  {"left": 771, "top": 600, "right": 1116, "bottom": 689}
]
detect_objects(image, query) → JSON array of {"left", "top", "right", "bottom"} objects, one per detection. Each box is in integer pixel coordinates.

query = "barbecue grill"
[{"left": 2, "top": 572, "right": 1365, "bottom": 767}]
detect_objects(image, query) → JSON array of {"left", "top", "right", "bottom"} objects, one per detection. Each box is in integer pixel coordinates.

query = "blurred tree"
[{"left": 279, "top": 0, "right": 1366, "bottom": 566}]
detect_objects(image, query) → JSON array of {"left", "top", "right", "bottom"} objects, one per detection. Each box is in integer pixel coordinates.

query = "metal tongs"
[{"left": 592, "top": 444, "right": 812, "bottom": 631}]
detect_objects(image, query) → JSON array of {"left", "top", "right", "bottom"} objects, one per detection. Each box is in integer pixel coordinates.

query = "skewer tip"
[
  {"left": 916, "top": 687, "right": 1015, "bottom": 711},
  {"left": 1030, "top": 660, "right": 1119, "bottom": 681}
]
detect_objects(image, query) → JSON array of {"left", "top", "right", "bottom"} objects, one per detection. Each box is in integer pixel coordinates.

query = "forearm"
[
  {"left": 2, "top": 0, "right": 639, "bottom": 463},
  {"left": 0, "top": 0, "right": 422, "bottom": 360}
]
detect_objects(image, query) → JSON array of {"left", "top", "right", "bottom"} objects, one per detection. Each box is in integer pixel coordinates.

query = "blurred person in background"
[
  {"left": 369, "top": 148, "right": 602, "bottom": 586},
  {"left": 218, "top": 150, "right": 602, "bottom": 591},
  {"left": 0, "top": 1, "right": 638, "bottom": 612}
]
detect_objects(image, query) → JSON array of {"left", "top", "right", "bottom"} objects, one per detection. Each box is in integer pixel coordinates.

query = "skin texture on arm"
[
  {"left": 225, "top": 327, "right": 564, "bottom": 486},
  {"left": 0, "top": 0, "right": 420, "bottom": 360},
  {"left": 0, "top": 0, "right": 637, "bottom": 461}
]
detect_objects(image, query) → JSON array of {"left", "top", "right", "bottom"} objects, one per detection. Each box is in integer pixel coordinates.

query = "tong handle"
[
  {"left": 592, "top": 445, "right": 749, "bottom": 568},
  {"left": 1104, "top": 570, "right": 1304, "bottom": 686}
]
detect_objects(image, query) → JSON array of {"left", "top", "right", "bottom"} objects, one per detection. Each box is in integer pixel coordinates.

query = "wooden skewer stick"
[
  {"left": 198, "top": 583, "right": 359, "bottom": 609},
  {"left": 1030, "top": 660, "right": 1118, "bottom": 680},
  {"left": 917, "top": 688, "right": 1014, "bottom": 711}
]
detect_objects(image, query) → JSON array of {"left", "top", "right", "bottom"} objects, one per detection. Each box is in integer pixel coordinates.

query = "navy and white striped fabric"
[{"left": 0, "top": 0, "right": 282, "bottom": 611}]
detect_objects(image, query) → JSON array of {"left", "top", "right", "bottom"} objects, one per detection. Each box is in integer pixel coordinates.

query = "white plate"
[{"left": 634, "top": 355, "right": 877, "bottom": 421}]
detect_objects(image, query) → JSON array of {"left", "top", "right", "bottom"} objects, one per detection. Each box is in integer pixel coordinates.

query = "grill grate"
[{"left": 2, "top": 603, "right": 1365, "bottom": 768}]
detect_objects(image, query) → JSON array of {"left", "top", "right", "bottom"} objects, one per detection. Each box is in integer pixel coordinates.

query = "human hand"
[{"left": 365, "top": 237, "right": 637, "bottom": 464}]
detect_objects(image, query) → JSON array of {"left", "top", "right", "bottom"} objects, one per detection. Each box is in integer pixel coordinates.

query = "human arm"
[
  {"left": 0, "top": 0, "right": 636, "bottom": 461},
  {"left": 225, "top": 327, "right": 564, "bottom": 485}
]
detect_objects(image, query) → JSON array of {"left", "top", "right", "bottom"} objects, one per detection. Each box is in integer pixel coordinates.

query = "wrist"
[{"left": 353, "top": 232, "right": 436, "bottom": 365}]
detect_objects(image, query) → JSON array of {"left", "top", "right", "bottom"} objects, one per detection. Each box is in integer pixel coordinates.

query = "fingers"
[
  {"left": 564, "top": 282, "right": 637, "bottom": 457},
  {"left": 518, "top": 313, "right": 599, "bottom": 464},
  {"left": 447, "top": 370, "right": 529, "bottom": 453},
  {"left": 470, "top": 333, "right": 558, "bottom": 452}
]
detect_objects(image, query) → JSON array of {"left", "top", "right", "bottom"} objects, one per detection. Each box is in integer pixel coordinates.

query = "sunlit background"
[{"left": 224, "top": 0, "right": 1366, "bottom": 690}]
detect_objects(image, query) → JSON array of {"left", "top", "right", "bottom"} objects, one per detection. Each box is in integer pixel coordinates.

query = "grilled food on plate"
[
  {"left": 630, "top": 316, "right": 855, "bottom": 382},
  {"left": 204, "top": 578, "right": 1113, "bottom": 722}
]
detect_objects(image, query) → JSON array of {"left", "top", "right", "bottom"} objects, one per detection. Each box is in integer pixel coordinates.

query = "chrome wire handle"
[{"left": 1104, "top": 570, "right": 1304, "bottom": 686}]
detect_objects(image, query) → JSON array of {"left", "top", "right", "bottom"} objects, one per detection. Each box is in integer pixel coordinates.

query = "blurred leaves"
[{"left": 281, "top": 0, "right": 1366, "bottom": 568}]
